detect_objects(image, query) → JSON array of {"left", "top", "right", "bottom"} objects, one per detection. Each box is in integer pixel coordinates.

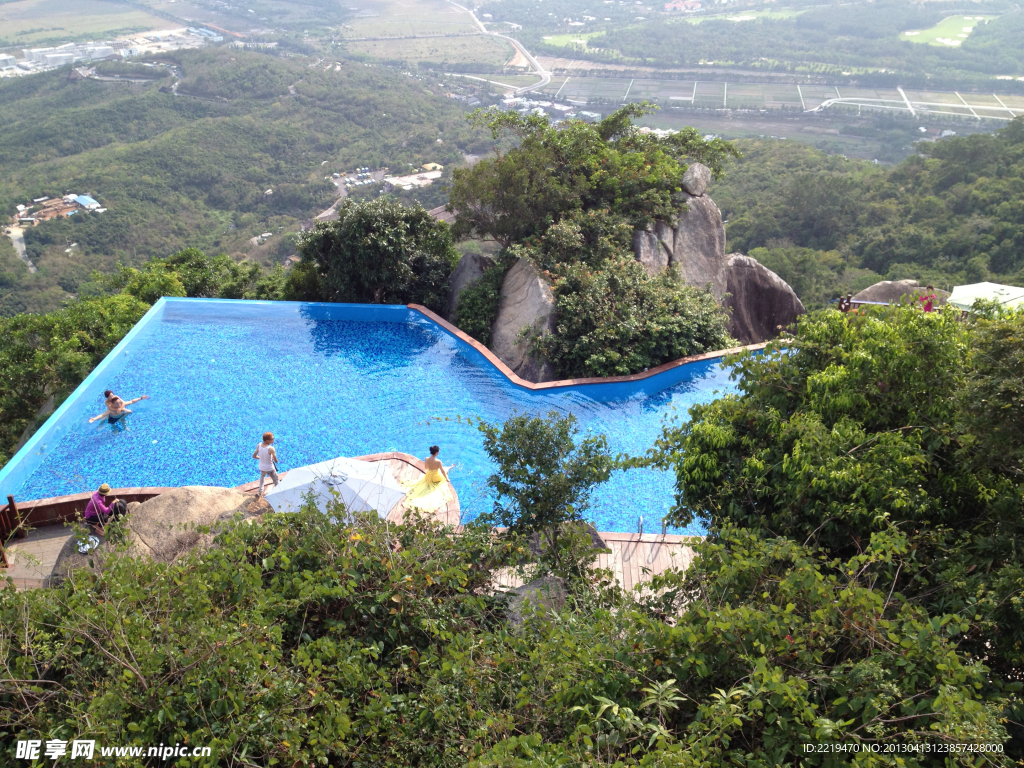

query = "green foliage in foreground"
[
  {"left": 0, "top": 506, "right": 1014, "bottom": 765},
  {"left": 293, "top": 198, "right": 459, "bottom": 313},
  {"left": 0, "top": 294, "right": 150, "bottom": 466},
  {"left": 478, "top": 411, "right": 612, "bottom": 576},
  {"left": 649, "top": 305, "right": 1024, "bottom": 726}
]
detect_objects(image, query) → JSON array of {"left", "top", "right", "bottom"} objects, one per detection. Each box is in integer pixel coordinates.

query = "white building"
[{"left": 0, "top": 54, "right": 15, "bottom": 69}]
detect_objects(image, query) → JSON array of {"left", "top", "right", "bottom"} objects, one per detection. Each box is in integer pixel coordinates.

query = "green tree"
[
  {"left": 114, "top": 263, "right": 187, "bottom": 304},
  {"left": 478, "top": 411, "right": 613, "bottom": 576},
  {"left": 535, "top": 256, "right": 732, "bottom": 379},
  {"left": 292, "top": 198, "right": 459, "bottom": 312},
  {"left": 449, "top": 104, "right": 739, "bottom": 248},
  {"left": 647, "top": 305, "right": 1024, "bottom": 697}
]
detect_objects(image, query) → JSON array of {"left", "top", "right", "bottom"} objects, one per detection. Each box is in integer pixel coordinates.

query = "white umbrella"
[{"left": 264, "top": 457, "right": 407, "bottom": 519}]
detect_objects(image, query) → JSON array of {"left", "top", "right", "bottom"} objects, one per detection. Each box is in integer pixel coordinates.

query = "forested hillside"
[
  {"left": 0, "top": 49, "right": 490, "bottom": 316},
  {"left": 709, "top": 117, "right": 1024, "bottom": 306}
]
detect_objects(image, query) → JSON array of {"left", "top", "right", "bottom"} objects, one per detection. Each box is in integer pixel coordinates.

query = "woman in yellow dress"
[{"left": 403, "top": 445, "right": 454, "bottom": 512}]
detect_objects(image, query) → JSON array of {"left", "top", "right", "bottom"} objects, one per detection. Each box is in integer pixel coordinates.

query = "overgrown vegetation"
[
  {"left": 712, "top": 118, "right": 1024, "bottom": 301},
  {"left": 291, "top": 198, "right": 459, "bottom": 312},
  {"left": 453, "top": 261, "right": 510, "bottom": 347},
  {"left": 643, "top": 303, "right": 1024, "bottom": 751},
  {"left": 448, "top": 105, "right": 735, "bottom": 375}
]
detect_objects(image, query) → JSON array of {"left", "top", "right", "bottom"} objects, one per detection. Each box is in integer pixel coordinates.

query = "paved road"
[
  {"left": 7, "top": 227, "right": 37, "bottom": 273},
  {"left": 447, "top": 0, "right": 550, "bottom": 94}
]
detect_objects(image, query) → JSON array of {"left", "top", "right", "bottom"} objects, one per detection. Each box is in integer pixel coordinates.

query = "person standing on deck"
[{"left": 253, "top": 432, "right": 279, "bottom": 495}]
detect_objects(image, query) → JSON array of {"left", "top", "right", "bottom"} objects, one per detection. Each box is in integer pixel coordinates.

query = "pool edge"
[{"left": 407, "top": 303, "right": 767, "bottom": 390}]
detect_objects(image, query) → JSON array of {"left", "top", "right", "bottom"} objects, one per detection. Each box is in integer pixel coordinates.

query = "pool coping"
[{"left": 406, "top": 304, "right": 766, "bottom": 390}]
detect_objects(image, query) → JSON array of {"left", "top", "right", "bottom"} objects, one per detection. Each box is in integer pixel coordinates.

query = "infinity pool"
[{"left": 0, "top": 299, "right": 741, "bottom": 534}]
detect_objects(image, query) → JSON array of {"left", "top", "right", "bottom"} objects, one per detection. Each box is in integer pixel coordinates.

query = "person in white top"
[{"left": 252, "top": 431, "right": 279, "bottom": 495}]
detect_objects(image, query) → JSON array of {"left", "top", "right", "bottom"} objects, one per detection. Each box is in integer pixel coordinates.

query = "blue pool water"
[{"left": 0, "top": 299, "right": 741, "bottom": 534}]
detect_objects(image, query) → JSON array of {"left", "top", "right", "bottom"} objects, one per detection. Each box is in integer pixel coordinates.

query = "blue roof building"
[{"left": 75, "top": 195, "right": 99, "bottom": 208}]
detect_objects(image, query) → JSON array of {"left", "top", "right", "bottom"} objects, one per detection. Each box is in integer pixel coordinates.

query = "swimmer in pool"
[{"left": 89, "top": 390, "right": 149, "bottom": 424}]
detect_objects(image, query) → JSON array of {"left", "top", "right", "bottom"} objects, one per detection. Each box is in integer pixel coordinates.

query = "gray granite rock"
[
  {"left": 722, "top": 254, "right": 805, "bottom": 344},
  {"left": 681, "top": 162, "right": 712, "bottom": 197},
  {"left": 125, "top": 486, "right": 247, "bottom": 563},
  {"left": 632, "top": 226, "right": 670, "bottom": 277},
  {"left": 446, "top": 252, "right": 497, "bottom": 321},
  {"left": 490, "top": 257, "right": 557, "bottom": 383},
  {"left": 505, "top": 575, "right": 567, "bottom": 627},
  {"left": 669, "top": 193, "right": 727, "bottom": 298},
  {"left": 852, "top": 279, "right": 949, "bottom": 306}
]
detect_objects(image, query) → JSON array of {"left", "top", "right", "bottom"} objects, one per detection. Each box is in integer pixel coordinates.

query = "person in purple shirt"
[{"left": 84, "top": 483, "right": 124, "bottom": 527}]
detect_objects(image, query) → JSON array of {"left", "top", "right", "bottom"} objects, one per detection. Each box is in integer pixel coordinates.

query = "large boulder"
[
  {"left": 446, "top": 252, "right": 496, "bottom": 321},
  {"left": 681, "top": 162, "right": 712, "bottom": 197},
  {"left": 852, "top": 279, "right": 949, "bottom": 306},
  {"left": 48, "top": 489, "right": 267, "bottom": 585},
  {"left": 490, "top": 257, "right": 558, "bottom": 383},
  {"left": 722, "top": 254, "right": 805, "bottom": 344},
  {"left": 505, "top": 575, "right": 567, "bottom": 627},
  {"left": 125, "top": 486, "right": 247, "bottom": 562},
  {"left": 669, "top": 193, "right": 727, "bottom": 298}
]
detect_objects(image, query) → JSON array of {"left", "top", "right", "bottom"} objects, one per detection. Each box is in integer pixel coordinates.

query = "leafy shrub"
[
  {"left": 291, "top": 198, "right": 459, "bottom": 313},
  {"left": 453, "top": 256, "right": 510, "bottom": 346},
  {"left": 535, "top": 257, "right": 732, "bottom": 379},
  {"left": 478, "top": 410, "right": 613, "bottom": 578},
  {"left": 648, "top": 304, "right": 1024, "bottom": 730},
  {"left": 1, "top": 508, "right": 1012, "bottom": 766}
]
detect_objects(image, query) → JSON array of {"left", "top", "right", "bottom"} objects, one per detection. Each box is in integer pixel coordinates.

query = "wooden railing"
[{"left": 0, "top": 495, "right": 25, "bottom": 569}]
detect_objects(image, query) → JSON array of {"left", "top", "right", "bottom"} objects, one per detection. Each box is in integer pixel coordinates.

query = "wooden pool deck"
[{"left": 3, "top": 453, "right": 695, "bottom": 592}]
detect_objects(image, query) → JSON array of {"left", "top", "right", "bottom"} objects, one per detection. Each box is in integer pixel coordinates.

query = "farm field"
[
  {"left": 348, "top": 35, "right": 513, "bottom": 68},
  {"left": 0, "top": 0, "right": 169, "bottom": 45},
  {"left": 900, "top": 14, "right": 996, "bottom": 46},
  {"left": 520, "top": 76, "right": 1024, "bottom": 121},
  {"left": 340, "top": 0, "right": 477, "bottom": 38}
]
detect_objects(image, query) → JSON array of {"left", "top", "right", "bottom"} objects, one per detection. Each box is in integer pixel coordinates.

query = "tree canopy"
[
  {"left": 449, "top": 104, "right": 739, "bottom": 249},
  {"left": 648, "top": 305, "right": 1024, "bottom": 694},
  {"left": 293, "top": 198, "right": 459, "bottom": 312}
]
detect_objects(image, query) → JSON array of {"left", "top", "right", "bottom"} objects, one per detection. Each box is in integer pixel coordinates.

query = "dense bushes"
[
  {"left": 537, "top": 256, "right": 731, "bottom": 378},
  {"left": 646, "top": 305, "right": 1024, "bottom": 742},
  {"left": 293, "top": 198, "right": 458, "bottom": 312},
  {"left": 449, "top": 107, "right": 737, "bottom": 374},
  {"left": 1, "top": 498, "right": 1014, "bottom": 764},
  {"left": 453, "top": 256, "right": 510, "bottom": 346}
]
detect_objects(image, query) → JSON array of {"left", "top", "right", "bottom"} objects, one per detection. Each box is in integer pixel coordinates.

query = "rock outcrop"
[
  {"left": 681, "top": 162, "right": 712, "bottom": 197},
  {"left": 124, "top": 486, "right": 248, "bottom": 562},
  {"left": 630, "top": 162, "right": 803, "bottom": 343},
  {"left": 49, "top": 487, "right": 265, "bottom": 585},
  {"left": 670, "top": 193, "right": 728, "bottom": 297},
  {"left": 852, "top": 279, "right": 949, "bottom": 306},
  {"left": 490, "top": 257, "right": 558, "bottom": 383},
  {"left": 722, "top": 254, "right": 806, "bottom": 344},
  {"left": 505, "top": 575, "right": 568, "bottom": 627},
  {"left": 446, "top": 252, "right": 496, "bottom": 321}
]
